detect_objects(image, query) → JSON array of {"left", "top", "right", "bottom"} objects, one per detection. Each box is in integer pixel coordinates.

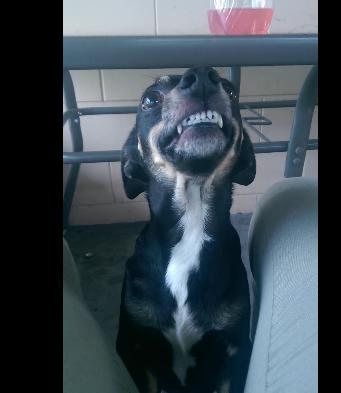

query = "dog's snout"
[{"left": 179, "top": 67, "right": 220, "bottom": 98}]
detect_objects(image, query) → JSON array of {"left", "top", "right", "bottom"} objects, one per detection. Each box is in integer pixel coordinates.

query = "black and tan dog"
[{"left": 117, "top": 67, "right": 255, "bottom": 393}]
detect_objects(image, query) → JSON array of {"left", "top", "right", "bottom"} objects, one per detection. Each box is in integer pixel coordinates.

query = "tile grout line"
[
  {"left": 108, "top": 162, "right": 117, "bottom": 204},
  {"left": 260, "top": 97, "right": 264, "bottom": 143},
  {"left": 99, "top": 70, "right": 106, "bottom": 102},
  {"left": 153, "top": 0, "right": 158, "bottom": 36}
]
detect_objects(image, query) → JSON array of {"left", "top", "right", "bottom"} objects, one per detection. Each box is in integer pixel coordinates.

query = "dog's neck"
[{"left": 146, "top": 172, "right": 234, "bottom": 244}]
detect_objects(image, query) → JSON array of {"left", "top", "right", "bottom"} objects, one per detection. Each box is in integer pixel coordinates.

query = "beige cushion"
[{"left": 63, "top": 238, "right": 138, "bottom": 393}]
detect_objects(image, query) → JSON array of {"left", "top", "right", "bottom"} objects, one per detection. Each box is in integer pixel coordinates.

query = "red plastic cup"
[{"left": 208, "top": 7, "right": 274, "bottom": 35}]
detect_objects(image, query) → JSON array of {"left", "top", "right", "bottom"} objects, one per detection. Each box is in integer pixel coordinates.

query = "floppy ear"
[
  {"left": 121, "top": 127, "right": 148, "bottom": 199},
  {"left": 230, "top": 128, "right": 256, "bottom": 186}
]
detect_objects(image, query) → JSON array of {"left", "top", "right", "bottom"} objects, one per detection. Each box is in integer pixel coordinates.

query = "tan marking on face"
[
  {"left": 204, "top": 118, "right": 242, "bottom": 192},
  {"left": 161, "top": 87, "right": 185, "bottom": 126},
  {"left": 172, "top": 172, "right": 189, "bottom": 210},
  {"left": 165, "top": 85, "right": 181, "bottom": 102},
  {"left": 147, "top": 121, "right": 177, "bottom": 180}
]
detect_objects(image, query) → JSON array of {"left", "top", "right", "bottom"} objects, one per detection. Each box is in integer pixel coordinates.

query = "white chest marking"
[{"left": 164, "top": 179, "right": 211, "bottom": 384}]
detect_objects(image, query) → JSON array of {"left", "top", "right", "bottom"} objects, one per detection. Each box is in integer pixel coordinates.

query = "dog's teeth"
[
  {"left": 182, "top": 111, "right": 222, "bottom": 127},
  {"left": 218, "top": 115, "right": 223, "bottom": 128},
  {"left": 177, "top": 124, "right": 182, "bottom": 134}
]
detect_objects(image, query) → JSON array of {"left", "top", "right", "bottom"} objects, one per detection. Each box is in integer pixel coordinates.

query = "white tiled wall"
[
  {"left": 63, "top": 0, "right": 318, "bottom": 225},
  {"left": 63, "top": 0, "right": 318, "bottom": 36},
  {"left": 63, "top": 0, "right": 156, "bottom": 36}
]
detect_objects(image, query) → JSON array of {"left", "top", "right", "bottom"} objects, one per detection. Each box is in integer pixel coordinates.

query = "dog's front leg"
[
  {"left": 117, "top": 312, "right": 184, "bottom": 393},
  {"left": 183, "top": 331, "right": 249, "bottom": 393}
]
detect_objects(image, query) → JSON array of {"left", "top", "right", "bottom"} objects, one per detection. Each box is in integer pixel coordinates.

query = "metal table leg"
[
  {"left": 284, "top": 66, "right": 318, "bottom": 177},
  {"left": 63, "top": 70, "right": 84, "bottom": 229}
]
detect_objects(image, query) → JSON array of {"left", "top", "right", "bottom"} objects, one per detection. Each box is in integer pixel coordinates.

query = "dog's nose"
[{"left": 179, "top": 67, "right": 220, "bottom": 98}]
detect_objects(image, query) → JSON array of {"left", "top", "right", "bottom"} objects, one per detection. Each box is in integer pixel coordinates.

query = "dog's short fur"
[{"left": 117, "top": 67, "right": 256, "bottom": 393}]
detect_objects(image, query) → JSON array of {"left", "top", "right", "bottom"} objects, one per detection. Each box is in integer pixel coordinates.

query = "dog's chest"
[{"left": 163, "top": 181, "right": 210, "bottom": 383}]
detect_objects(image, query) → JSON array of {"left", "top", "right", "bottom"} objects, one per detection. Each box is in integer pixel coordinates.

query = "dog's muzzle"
[{"left": 158, "top": 67, "right": 236, "bottom": 175}]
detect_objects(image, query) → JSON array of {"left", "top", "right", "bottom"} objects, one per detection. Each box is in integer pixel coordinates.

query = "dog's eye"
[
  {"left": 141, "top": 92, "right": 163, "bottom": 110},
  {"left": 227, "top": 89, "right": 237, "bottom": 99}
]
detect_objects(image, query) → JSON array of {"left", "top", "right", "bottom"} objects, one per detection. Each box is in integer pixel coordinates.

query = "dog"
[{"left": 116, "top": 67, "right": 256, "bottom": 393}]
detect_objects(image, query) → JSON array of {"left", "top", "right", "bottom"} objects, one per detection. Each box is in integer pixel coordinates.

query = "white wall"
[
  {"left": 63, "top": 0, "right": 318, "bottom": 225},
  {"left": 63, "top": 0, "right": 318, "bottom": 36}
]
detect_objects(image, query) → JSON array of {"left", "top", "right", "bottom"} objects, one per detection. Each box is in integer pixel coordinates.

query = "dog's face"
[{"left": 122, "top": 67, "right": 256, "bottom": 199}]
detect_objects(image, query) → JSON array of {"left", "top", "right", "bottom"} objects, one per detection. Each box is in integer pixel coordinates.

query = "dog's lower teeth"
[
  {"left": 207, "top": 110, "right": 213, "bottom": 119},
  {"left": 218, "top": 116, "right": 223, "bottom": 128},
  {"left": 177, "top": 124, "right": 182, "bottom": 134}
]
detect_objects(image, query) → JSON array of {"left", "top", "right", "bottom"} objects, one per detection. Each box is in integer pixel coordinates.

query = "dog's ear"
[
  {"left": 230, "top": 128, "right": 256, "bottom": 186},
  {"left": 121, "top": 127, "right": 148, "bottom": 199}
]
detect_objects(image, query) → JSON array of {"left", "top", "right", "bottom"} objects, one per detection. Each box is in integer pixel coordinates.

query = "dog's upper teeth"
[{"left": 177, "top": 111, "right": 223, "bottom": 131}]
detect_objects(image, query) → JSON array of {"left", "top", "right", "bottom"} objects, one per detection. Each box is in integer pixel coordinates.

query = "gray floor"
[{"left": 65, "top": 213, "right": 253, "bottom": 351}]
